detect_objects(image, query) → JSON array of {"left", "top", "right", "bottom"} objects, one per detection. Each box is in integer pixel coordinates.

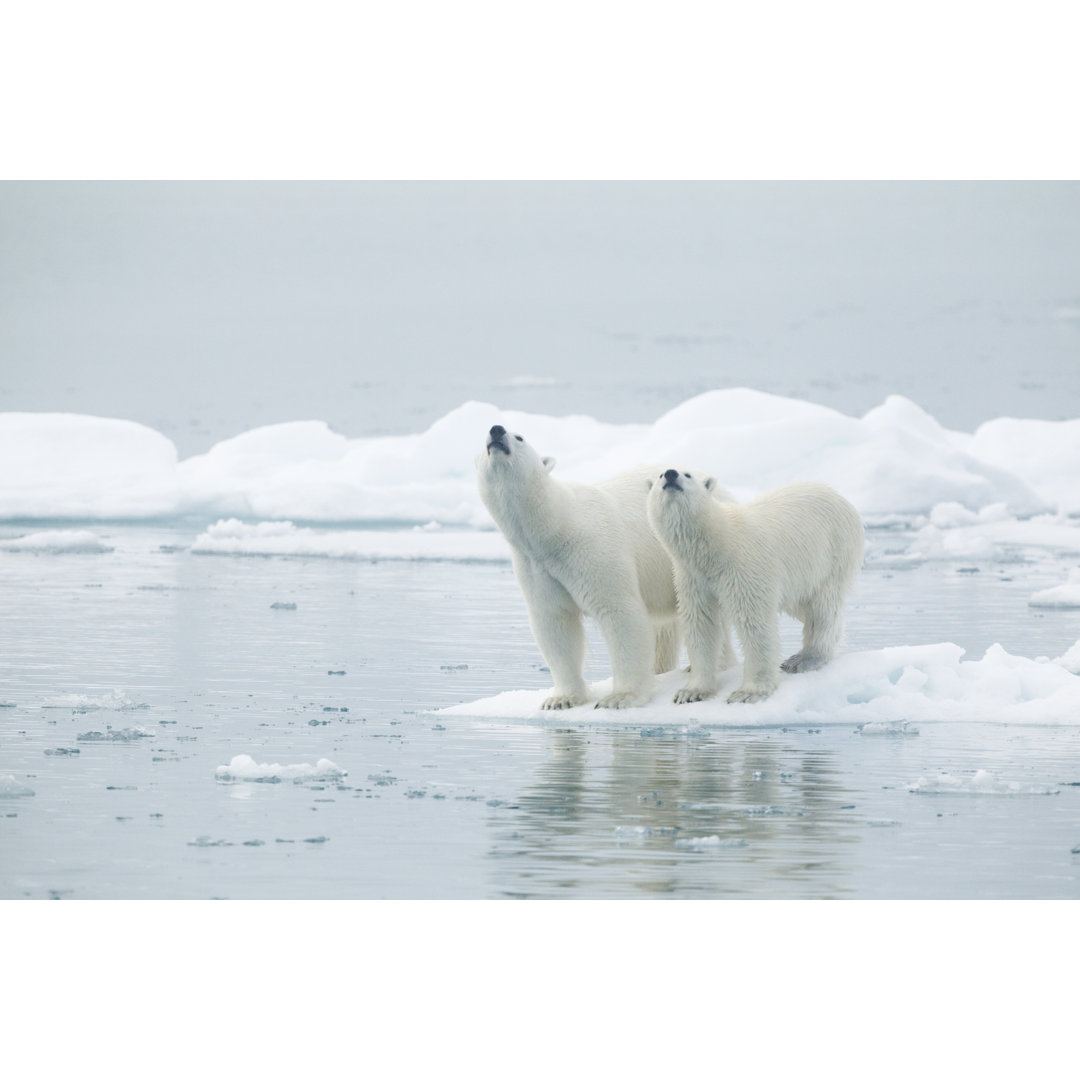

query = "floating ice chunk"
[
  {"left": 43, "top": 690, "right": 143, "bottom": 711},
  {"left": 908, "top": 769, "right": 1059, "bottom": 796},
  {"left": 1029, "top": 568, "right": 1080, "bottom": 609},
  {"left": 674, "top": 836, "right": 749, "bottom": 849},
  {"left": 0, "top": 775, "right": 35, "bottom": 798},
  {"left": 857, "top": 720, "right": 919, "bottom": 736},
  {"left": 77, "top": 727, "right": 154, "bottom": 742},
  {"left": 214, "top": 754, "right": 347, "bottom": 782},
  {"left": 613, "top": 825, "right": 654, "bottom": 840},
  {"left": 0, "top": 529, "right": 114, "bottom": 553},
  {"left": 436, "top": 640, "right": 1080, "bottom": 726},
  {"left": 191, "top": 518, "right": 511, "bottom": 563}
]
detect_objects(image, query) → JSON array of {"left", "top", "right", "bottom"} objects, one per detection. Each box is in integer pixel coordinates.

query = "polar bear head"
[
  {"left": 646, "top": 467, "right": 719, "bottom": 522},
  {"left": 476, "top": 424, "right": 556, "bottom": 503}
]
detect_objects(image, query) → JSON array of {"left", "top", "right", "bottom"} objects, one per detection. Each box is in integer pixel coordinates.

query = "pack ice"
[{"left": 1, "top": 389, "right": 1075, "bottom": 528}]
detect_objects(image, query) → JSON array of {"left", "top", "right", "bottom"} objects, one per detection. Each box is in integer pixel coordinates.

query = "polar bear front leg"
[
  {"left": 522, "top": 573, "right": 589, "bottom": 710},
  {"left": 728, "top": 613, "right": 781, "bottom": 704},
  {"left": 674, "top": 591, "right": 722, "bottom": 704},
  {"left": 593, "top": 600, "right": 656, "bottom": 709}
]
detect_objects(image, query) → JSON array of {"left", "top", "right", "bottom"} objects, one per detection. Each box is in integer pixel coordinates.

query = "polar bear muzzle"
[
  {"left": 662, "top": 468, "right": 683, "bottom": 491},
  {"left": 487, "top": 425, "right": 511, "bottom": 455}
]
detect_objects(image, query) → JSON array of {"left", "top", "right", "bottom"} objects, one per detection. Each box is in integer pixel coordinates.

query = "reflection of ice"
[{"left": 908, "top": 770, "right": 1059, "bottom": 796}]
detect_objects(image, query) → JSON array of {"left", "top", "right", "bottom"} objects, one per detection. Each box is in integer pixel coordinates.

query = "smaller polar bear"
[
  {"left": 647, "top": 470, "right": 864, "bottom": 704},
  {"left": 477, "top": 425, "right": 735, "bottom": 709}
]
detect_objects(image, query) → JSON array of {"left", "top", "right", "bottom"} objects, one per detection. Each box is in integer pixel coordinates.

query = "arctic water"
[{"left": 2, "top": 516, "right": 1079, "bottom": 900}]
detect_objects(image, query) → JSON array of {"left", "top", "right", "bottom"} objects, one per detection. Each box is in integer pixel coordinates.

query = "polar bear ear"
[
  {"left": 541, "top": 456, "right": 556, "bottom": 472},
  {"left": 704, "top": 476, "right": 717, "bottom": 491}
]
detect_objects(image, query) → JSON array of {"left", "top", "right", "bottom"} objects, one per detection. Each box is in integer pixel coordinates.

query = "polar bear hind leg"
[
  {"left": 781, "top": 595, "right": 844, "bottom": 674},
  {"left": 653, "top": 620, "right": 681, "bottom": 674}
]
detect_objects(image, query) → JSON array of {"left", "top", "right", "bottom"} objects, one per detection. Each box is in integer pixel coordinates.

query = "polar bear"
[
  {"left": 647, "top": 470, "right": 864, "bottom": 705},
  {"left": 477, "top": 425, "right": 735, "bottom": 709}
]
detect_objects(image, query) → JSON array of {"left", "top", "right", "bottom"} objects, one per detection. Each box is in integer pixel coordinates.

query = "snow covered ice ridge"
[
  {"left": 435, "top": 640, "right": 1080, "bottom": 726},
  {"left": 214, "top": 754, "right": 347, "bottom": 782},
  {"left": 3, "top": 389, "right": 1080, "bottom": 525}
]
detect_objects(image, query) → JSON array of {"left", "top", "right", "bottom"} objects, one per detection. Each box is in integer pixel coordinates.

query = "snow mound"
[
  {"left": 0, "top": 529, "right": 114, "bottom": 553},
  {"left": 190, "top": 518, "right": 510, "bottom": 562},
  {"left": 435, "top": 642, "right": 1080, "bottom": 726},
  {"left": 214, "top": 754, "right": 347, "bottom": 782},
  {"left": 0, "top": 775, "right": 35, "bottom": 798},
  {"left": 0, "top": 413, "right": 178, "bottom": 519},
  {"left": 908, "top": 770, "right": 1059, "bottom": 796},
  {"left": 3, "top": 389, "right": 1077, "bottom": 523},
  {"left": 1029, "top": 569, "right": 1080, "bottom": 609}
]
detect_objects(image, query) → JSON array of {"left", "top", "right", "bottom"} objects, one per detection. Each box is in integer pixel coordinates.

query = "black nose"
[
  {"left": 664, "top": 469, "right": 679, "bottom": 483},
  {"left": 490, "top": 425, "right": 506, "bottom": 439}
]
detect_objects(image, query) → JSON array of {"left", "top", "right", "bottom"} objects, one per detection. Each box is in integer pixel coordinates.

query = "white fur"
[
  {"left": 476, "top": 427, "right": 735, "bottom": 709},
  {"left": 647, "top": 471, "right": 864, "bottom": 704}
]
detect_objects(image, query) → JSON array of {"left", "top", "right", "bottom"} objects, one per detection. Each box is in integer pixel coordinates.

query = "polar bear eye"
[
  {"left": 515, "top": 435, "right": 523, "bottom": 441},
  {"left": 683, "top": 473, "right": 691, "bottom": 478}
]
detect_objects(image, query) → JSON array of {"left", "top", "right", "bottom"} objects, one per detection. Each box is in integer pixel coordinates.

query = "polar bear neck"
[
  {"left": 655, "top": 494, "right": 733, "bottom": 570},
  {"left": 481, "top": 468, "right": 570, "bottom": 555}
]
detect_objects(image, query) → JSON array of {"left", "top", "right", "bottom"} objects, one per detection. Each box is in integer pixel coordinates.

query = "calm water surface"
[{"left": 2, "top": 525, "right": 1079, "bottom": 899}]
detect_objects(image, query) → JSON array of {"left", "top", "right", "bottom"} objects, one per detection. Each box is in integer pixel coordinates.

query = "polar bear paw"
[
  {"left": 673, "top": 687, "right": 716, "bottom": 705},
  {"left": 540, "top": 692, "right": 588, "bottom": 710},
  {"left": 594, "top": 689, "right": 648, "bottom": 709},
  {"left": 726, "top": 685, "right": 774, "bottom": 704},
  {"left": 780, "top": 650, "right": 828, "bottom": 674}
]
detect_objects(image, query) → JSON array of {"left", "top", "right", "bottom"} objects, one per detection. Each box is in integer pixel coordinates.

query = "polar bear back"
[{"left": 730, "top": 481, "right": 864, "bottom": 608}]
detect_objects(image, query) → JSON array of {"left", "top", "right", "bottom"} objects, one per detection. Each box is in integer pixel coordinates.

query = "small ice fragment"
[
  {"left": 215, "top": 754, "right": 347, "bottom": 782},
  {"left": 303, "top": 836, "right": 329, "bottom": 844},
  {"left": 674, "top": 836, "right": 749, "bottom": 849},
  {"left": 270, "top": 601, "right": 297, "bottom": 610},
  {"left": 0, "top": 775, "right": 35, "bottom": 798}
]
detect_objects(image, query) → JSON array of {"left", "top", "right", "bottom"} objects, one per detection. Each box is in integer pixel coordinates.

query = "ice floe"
[
  {"left": 0, "top": 775, "right": 35, "bottom": 798},
  {"left": 908, "top": 769, "right": 1059, "bottom": 796},
  {"left": 0, "top": 413, "right": 178, "bottom": 519},
  {"left": 436, "top": 641, "right": 1080, "bottom": 726},
  {"left": 190, "top": 518, "right": 510, "bottom": 562},
  {"left": 0, "top": 529, "right": 114, "bottom": 553},
  {"left": 42, "top": 690, "right": 144, "bottom": 711},
  {"left": 2, "top": 390, "right": 1077, "bottom": 528},
  {"left": 1029, "top": 568, "right": 1080, "bottom": 609},
  {"left": 214, "top": 754, "right": 347, "bottom": 782}
]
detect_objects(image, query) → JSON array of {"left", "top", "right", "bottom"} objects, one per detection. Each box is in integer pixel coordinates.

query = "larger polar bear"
[
  {"left": 647, "top": 470, "right": 864, "bottom": 704},
  {"left": 477, "top": 425, "right": 734, "bottom": 709}
]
